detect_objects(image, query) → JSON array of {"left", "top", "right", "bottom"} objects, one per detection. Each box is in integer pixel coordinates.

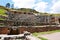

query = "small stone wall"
[
  {"left": 0, "top": 27, "right": 60, "bottom": 34},
  {"left": 0, "top": 27, "right": 8, "bottom": 34},
  {"left": 18, "top": 27, "right": 60, "bottom": 34}
]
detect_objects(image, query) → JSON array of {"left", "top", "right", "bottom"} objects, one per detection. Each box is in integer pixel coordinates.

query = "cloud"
[
  {"left": 34, "top": 2, "right": 48, "bottom": 12},
  {"left": 50, "top": 0, "right": 60, "bottom": 13},
  {"left": 12, "top": 0, "right": 35, "bottom": 8},
  {"left": 12, "top": 0, "right": 48, "bottom": 12},
  {"left": 52, "top": 0, "right": 57, "bottom": 4},
  {"left": 12, "top": 0, "right": 60, "bottom": 13}
]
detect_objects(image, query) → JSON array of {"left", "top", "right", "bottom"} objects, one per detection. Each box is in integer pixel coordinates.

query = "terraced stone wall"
[
  {"left": 0, "top": 27, "right": 60, "bottom": 34},
  {"left": 18, "top": 27, "right": 60, "bottom": 34}
]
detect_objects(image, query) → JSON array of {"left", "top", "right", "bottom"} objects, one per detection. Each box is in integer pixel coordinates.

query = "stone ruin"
[{"left": 0, "top": 9, "right": 60, "bottom": 35}]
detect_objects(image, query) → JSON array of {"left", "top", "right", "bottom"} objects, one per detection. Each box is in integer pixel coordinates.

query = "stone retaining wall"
[
  {"left": 18, "top": 27, "right": 60, "bottom": 34},
  {"left": 0, "top": 27, "right": 8, "bottom": 34},
  {"left": 0, "top": 27, "right": 60, "bottom": 34}
]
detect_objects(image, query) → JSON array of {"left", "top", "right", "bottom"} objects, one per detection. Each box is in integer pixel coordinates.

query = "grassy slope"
[
  {"left": 0, "top": 6, "right": 60, "bottom": 20},
  {"left": 0, "top": 6, "right": 60, "bottom": 16},
  {"left": 0, "top": 6, "right": 7, "bottom": 20},
  {"left": 0, "top": 8, "right": 6, "bottom": 16}
]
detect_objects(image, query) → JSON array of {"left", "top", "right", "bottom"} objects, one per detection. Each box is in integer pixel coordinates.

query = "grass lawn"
[{"left": 32, "top": 30, "right": 60, "bottom": 40}]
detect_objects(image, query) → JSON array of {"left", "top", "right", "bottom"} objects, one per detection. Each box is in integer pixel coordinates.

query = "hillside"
[
  {"left": 16, "top": 8, "right": 39, "bottom": 13},
  {"left": 0, "top": 6, "right": 60, "bottom": 17},
  {"left": 0, "top": 6, "right": 39, "bottom": 15},
  {"left": 0, "top": 6, "right": 7, "bottom": 16}
]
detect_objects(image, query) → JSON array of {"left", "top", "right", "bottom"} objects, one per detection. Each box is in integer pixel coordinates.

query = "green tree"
[{"left": 6, "top": 3, "right": 10, "bottom": 8}]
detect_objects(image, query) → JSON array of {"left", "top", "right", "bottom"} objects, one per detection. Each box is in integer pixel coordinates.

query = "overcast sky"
[{"left": 0, "top": 0, "right": 60, "bottom": 13}]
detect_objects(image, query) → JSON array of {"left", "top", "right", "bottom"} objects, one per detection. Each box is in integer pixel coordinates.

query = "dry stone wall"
[{"left": 0, "top": 27, "right": 60, "bottom": 34}]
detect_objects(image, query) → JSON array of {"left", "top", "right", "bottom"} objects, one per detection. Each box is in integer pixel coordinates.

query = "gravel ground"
[{"left": 40, "top": 32, "right": 60, "bottom": 40}]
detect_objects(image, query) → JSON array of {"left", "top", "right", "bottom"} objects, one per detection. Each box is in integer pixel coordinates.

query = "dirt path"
[{"left": 40, "top": 32, "right": 60, "bottom": 40}]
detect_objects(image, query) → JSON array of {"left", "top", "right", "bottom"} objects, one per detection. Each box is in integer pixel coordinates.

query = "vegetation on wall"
[
  {"left": 0, "top": 9, "right": 7, "bottom": 16},
  {"left": 0, "top": 6, "right": 7, "bottom": 16},
  {"left": 0, "top": 5, "right": 60, "bottom": 21},
  {"left": 17, "top": 8, "right": 39, "bottom": 13},
  {"left": 0, "top": 5, "right": 60, "bottom": 16},
  {"left": 0, "top": 18, "right": 5, "bottom": 20}
]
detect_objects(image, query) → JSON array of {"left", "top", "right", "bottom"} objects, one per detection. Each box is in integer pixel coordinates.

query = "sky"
[{"left": 0, "top": 0, "right": 60, "bottom": 13}]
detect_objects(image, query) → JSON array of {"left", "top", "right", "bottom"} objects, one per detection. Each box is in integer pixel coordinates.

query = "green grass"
[
  {"left": 0, "top": 18, "right": 5, "bottom": 20},
  {"left": 0, "top": 8, "right": 7, "bottom": 20},
  {"left": 32, "top": 32, "right": 48, "bottom": 40},
  {"left": 0, "top": 8, "right": 7, "bottom": 16},
  {"left": 33, "top": 30, "right": 60, "bottom": 36},
  {"left": 0, "top": 24, "right": 5, "bottom": 26},
  {"left": 32, "top": 30, "right": 60, "bottom": 40},
  {"left": 38, "top": 37, "right": 48, "bottom": 40}
]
